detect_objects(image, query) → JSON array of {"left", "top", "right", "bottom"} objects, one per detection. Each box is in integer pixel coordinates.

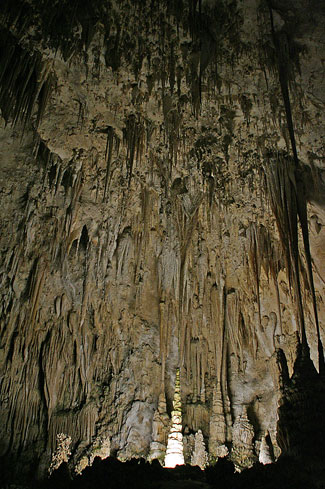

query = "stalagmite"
[
  {"left": 191, "top": 430, "right": 208, "bottom": 470},
  {"left": 164, "top": 370, "right": 184, "bottom": 468},
  {"left": 49, "top": 433, "right": 72, "bottom": 475},
  {"left": 208, "top": 383, "right": 228, "bottom": 460},
  {"left": 148, "top": 392, "right": 170, "bottom": 464},
  {"left": 231, "top": 408, "right": 256, "bottom": 471},
  {"left": 258, "top": 433, "right": 273, "bottom": 465}
]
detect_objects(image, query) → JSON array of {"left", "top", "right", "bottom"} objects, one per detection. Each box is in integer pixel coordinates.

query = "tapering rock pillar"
[{"left": 164, "top": 369, "right": 184, "bottom": 468}]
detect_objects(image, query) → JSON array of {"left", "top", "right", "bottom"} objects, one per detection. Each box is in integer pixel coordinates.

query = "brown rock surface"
[{"left": 0, "top": 0, "right": 324, "bottom": 482}]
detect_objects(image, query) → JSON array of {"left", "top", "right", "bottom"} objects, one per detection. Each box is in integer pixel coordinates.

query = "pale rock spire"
[{"left": 164, "top": 369, "right": 185, "bottom": 468}]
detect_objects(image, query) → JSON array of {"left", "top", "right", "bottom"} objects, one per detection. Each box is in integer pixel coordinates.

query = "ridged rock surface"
[{"left": 0, "top": 0, "right": 324, "bottom": 482}]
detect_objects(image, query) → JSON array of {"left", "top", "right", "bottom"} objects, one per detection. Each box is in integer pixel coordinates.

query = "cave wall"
[{"left": 0, "top": 0, "right": 324, "bottom": 480}]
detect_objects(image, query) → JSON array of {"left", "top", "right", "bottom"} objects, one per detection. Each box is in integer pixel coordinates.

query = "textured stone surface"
[{"left": 0, "top": 0, "right": 324, "bottom": 482}]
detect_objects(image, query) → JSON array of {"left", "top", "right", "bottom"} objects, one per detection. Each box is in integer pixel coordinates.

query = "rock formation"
[
  {"left": 191, "top": 430, "right": 209, "bottom": 470},
  {"left": 230, "top": 408, "right": 256, "bottom": 470},
  {"left": 148, "top": 392, "right": 170, "bottom": 464},
  {"left": 164, "top": 369, "right": 184, "bottom": 467},
  {"left": 0, "top": 0, "right": 324, "bottom": 484}
]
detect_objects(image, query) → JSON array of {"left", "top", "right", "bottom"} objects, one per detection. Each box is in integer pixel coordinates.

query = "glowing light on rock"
[
  {"left": 164, "top": 442, "right": 184, "bottom": 468},
  {"left": 164, "top": 369, "right": 184, "bottom": 468}
]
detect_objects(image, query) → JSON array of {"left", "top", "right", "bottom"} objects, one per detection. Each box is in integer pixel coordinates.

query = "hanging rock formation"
[{"left": 0, "top": 0, "right": 324, "bottom": 484}]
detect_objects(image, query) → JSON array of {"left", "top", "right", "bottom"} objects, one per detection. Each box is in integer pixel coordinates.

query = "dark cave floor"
[{"left": 1, "top": 454, "right": 325, "bottom": 489}]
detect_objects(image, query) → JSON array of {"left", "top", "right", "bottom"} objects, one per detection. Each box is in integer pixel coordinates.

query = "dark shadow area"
[{"left": 0, "top": 454, "right": 323, "bottom": 489}]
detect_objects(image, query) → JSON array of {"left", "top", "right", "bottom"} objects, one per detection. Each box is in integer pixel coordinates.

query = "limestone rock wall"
[{"left": 0, "top": 0, "right": 324, "bottom": 480}]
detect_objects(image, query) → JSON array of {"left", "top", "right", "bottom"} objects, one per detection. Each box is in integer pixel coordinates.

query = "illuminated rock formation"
[
  {"left": 0, "top": 0, "right": 324, "bottom": 484},
  {"left": 164, "top": 370, "right": 184, "bottom": 468}
]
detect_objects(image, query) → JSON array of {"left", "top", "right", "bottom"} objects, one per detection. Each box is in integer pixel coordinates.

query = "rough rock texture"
[
  {"left": 0, "top": 0, "right": 324, "bottom": 483},
  {"left": 191, "top": 430, "right": 208, "bottom": 470}
]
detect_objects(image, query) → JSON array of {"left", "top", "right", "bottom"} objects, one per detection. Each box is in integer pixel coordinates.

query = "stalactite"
[
  {"left": 123, "top": 114, "right": 145, "bottom": 187},
  {"left": 247, "top": 224, "right": 263, "bottom": 329},
  {"left": 0, "top": 31, "right": 54, "bottom": 129},
  {"left": 103, "top": 126, "right": 115, "bottom": 202},
  {"left": 264, "top": 153, "right": 307, "bottom": 346},
  {"left": 34, "top": 137, "right": 63, "bottom": 191},
  {"left": 80, "top": 246, "right": 93, "bottom": 328},
  {"left": 266, "top": 4, "right": 324, "bottom": 371},
  {"left": 174, "top": 194, "right": 202, "bottom": 367},
  {"left": 247, "top": 223, "right": 285, "bottom": 349},
  {"left": 0, "top": 0, "right": 324, "bottom": 483}
]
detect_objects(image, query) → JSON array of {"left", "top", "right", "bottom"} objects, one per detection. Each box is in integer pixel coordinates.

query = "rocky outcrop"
[{"left": 0, "top": 0, "right": 324, "bottom": 483}]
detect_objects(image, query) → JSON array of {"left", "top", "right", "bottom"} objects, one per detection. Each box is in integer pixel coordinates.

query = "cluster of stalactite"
[
  {"left": 0, "top": 0, "right": 243, "bottom": 121},
  {"left": 0, "top": 30, "right": 54, "bottom": 129},
  {"left": 0, "top": 0, "right": 324, "bottom": 484}
]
